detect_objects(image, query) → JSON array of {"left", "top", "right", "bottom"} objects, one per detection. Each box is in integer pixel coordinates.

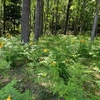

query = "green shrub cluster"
[{"left": 0, "top": 80, "right": 32, "bottom": 100}]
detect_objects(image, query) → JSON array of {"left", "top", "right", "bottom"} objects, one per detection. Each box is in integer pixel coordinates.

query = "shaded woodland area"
[
  {"left": 0, "top": 0, "right": 100, "bottom": 41},
  {"left": 0, "top": 0, "right": 100, "bottom": 100}
]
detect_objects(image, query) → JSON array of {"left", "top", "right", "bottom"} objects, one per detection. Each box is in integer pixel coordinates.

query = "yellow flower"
[
  {"left": 51, "top": 61, "right": 56, "bottom": 66},
  {"left": 0, "top": 42, "right": 4, "bottom": 48},
  {"left": 6, "top": 95, "right": 11, "bottom": 100},
  {"left": 80, "top": 39, "right": 85, "bottom": 43},
  {"left": 43, "top": 49, "right": 48, "bottom": 52},
  {"left": 0, "top": 45, "right": 2, "bottom": 49},
  {"left": 1, "top": 42, "right": 4, "bottom": 45},
  {"left": 30, "top": 42, "right": 33, "bottom": 45}
]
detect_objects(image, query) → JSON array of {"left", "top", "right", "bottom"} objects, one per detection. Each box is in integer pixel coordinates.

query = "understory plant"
[
  {"left": 0, "top": 80, "right": 32, "bottom": 100},
  {"left": 0, "top": 35, "right": 100, "bottom": 100}
]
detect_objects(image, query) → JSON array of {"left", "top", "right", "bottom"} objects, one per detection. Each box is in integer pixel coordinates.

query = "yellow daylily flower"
[
  {"left": 0, "top": 45, "right": 2, "bottom": 49},
  {"left": 30, "top": 42, "right": 33, "bottom": 45},
  {"left": 80, "top": 39, "right": 85, "bottom": 43},
  {"left": 43, "top": 49, "right": 48, "bottom": 52},
  {"left": 6, "top": 95, "right": 11, "bottom": 100},
  {"left": 1, "top": 42, "right": 4, "bottom": 45},
  {"left": 0, "top": 42, "right": 5, "bottom": 48}
]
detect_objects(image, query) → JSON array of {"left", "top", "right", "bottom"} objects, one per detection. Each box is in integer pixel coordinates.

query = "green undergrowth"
[{"left": 0, "top": 34, "right": 100, "bottom": 100}]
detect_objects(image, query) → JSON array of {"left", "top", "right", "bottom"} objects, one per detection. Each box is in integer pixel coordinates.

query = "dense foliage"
[
  {"left": 0, "top": 34, "right": 100, "bottom": 100},
  {"left": 0, "top": 0, "right": 97, "bottom": 35}
]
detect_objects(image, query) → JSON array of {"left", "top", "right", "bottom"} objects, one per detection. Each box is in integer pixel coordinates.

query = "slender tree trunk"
[
  {"left": 34, "top": 0, "right": 40, "bottom": 41},
  {"left": 33, "top": 5, "right": 36, "bottom": 32},
  {"left": 30, "top": 2, "right": 31, "bottom": 34},
  {"left": 51, "top": 0, "right": 57, "bottom": 35},
  {"left": 73, "top": 0, "right": 80, "bottom": 36},
  {"left": 44, "top": 0, "right": 49, "bottom": 33},
  {"left": 91, "top": 0, "right": 100, "bottom": 41},
  {"left": 80, "top": 0, "right": 86, "bottom": 33},
  {"left": 0, "top": 1, "right": 2, "bottom": 36},
  {"left": 0, "top": 9, "right": 2, "bottom": 36},
  {"left": 21, "top": 0, "right": 30, "bottom": 43},
  {"left": 3, "top": 0, "right": 6, "bottom": 34},
  {"left": 14, "top": 19, "right": 15, "bottom": 31},
  {"left": 54, "top": 0, "right": 59, "bottom": 35},
  {"left": 39, "top": 0, "right": 44, "bottom": 36},
  {"left": 74, "top": 16, "right": 78, "bottom": 36},
  {"left": 64, "top": 0, "right": 72, "bottom": 35},
  {"left": 34, "top": 0, "right": 43, "bottom": 41},
  {"left": 51, "top": 6, "right": 54, "bottom": 34},
  {"left": 54, "top": 0, "right": 60, "bottom": 35}
]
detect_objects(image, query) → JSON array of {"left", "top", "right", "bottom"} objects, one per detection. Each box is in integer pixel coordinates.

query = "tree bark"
[
  {"left": 91, "top": 0, "right": 100, "bottom": 41},
  {"left": 34, "top": 0, "right": 43, "bottom": 41},
  {"left": 64, "top": 0, "right": 72, "bottom": 35},
  {"left": 44, "top": 0, "right": 49, "bottom": 33},
  {"left": 80, "top": 0, "right": 86, "bottom": 33},
  {"left": 73, "top": 0, "right": 80, "bottom": 36},
  {"left": 3, "top": 0, "right": 6, "bottom": 34},
  {"left": 39, "top": 0, "right": 44, "bottom": 36},
  {"left": 54, "top": 0, "right": 59, "bottom": 35},
  {"left": 21, "top": 0, "right": 30, "bottom": 43}
]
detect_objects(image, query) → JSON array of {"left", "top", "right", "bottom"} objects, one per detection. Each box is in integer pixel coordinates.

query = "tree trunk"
[
  {"left": 39, "top": 0, "right": 44, "bottom": 36},
  {"left": 73, "top": 0, "right": 80, "bottom": 36},
  {"left": 91, "top": 0, "right": 100, "bottom": 41},
  {"left": 34, "top": 0, "right": 43, "bottom": 41},
  {"left": 64, "top": 0, "right": 72, "bottom": 35},
  {"left": 0, "top": 1, "right": 2, "bottom": 36},
  {"left": 44, "top": 0, "right": 49, "bottom": 33},
  {"left": 3, "top": 0, "right": 6, "bottom": 34},
  {"left": 51, "top": 0, "right": 56, "bottom": 35},
  {"left": 14, "top": 19, "right": 15, "bottom": 31},
  {"left": 51, "top": 7, "right": 54, "bottom": 34},
  {"left": 74, "top": 16, "right": 78, "bottom": 36},
  {"left": 80, "top": 0, "right": 86, "bottom": 33},
  {"left": 54, "top": 0, "right": 59, "bottom": 35},
  {"left": 33, "top": 5, "right": 36, "bottom": 33},
  {"left": 21, "top": 0, "right": 30, "bottom": 43}
]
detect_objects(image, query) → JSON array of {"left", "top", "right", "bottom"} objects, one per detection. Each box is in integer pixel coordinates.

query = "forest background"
[{"left": 0, "top": 0, "right": 99, "bottom": 41}]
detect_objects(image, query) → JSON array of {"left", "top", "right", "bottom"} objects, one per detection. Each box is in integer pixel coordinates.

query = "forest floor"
[
  {"left": 0, "top": 34, "right": 100, "bottom": 100},
  {"left": 0, "top": 58, "right": 100, "bottom": 100}
]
